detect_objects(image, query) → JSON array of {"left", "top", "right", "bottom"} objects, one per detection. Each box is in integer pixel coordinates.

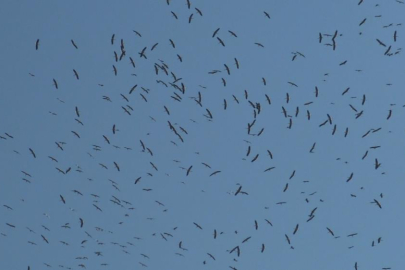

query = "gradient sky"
[{"left": 1, "top": 0, "right": 405, "bottom": 270}]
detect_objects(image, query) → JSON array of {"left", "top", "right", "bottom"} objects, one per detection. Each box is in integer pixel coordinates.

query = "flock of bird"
[{"left": 1, "top": 0, "right": 405, "bottom": 269}]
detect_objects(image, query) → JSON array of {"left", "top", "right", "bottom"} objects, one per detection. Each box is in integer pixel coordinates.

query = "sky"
[{"left": 0, "top": 0, "right": 405, "bottom": 269}]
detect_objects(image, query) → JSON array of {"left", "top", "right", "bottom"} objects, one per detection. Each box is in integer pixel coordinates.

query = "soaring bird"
[
  {"left": 285, "top": 234, "right": 291, "bottom": 245},
  {"left": 60, "top": 195, "right": 66, "bottom": 204},
  {"left": 71, "top": 39, "right": 78, "bottom": 49},
  {"left": 376, "top": 39, "right": 386, "bottom": 47},
  {"left": 217, "top": 37, "right": 225, "bottom": 46},
  {"left": 326, "top": 227, "right": 335, "bottom": 236},
  {"left": 228, "top": 30, "right": 238, "bottom": 37},
  {"left": 359, "top": 18, "right": 367, "bottom": 26},
  {"left": 53, "top": 79, "right": 58, "bottom": 89},
  {"left": 293, "top": 224, "right": 299, "bottom": 234},
  {"left": 309, "top": 142, "right": 316, "bottom": 153},
  {"left": 212, "top": 28, "right": 220, "bottom": 38},
  {"left": 195, "top": 7, "right": 203, "bottom": 16},
  {"left": 186, "top": 166, "right": 193, "bottom": 176},
  {"left": 29, "top": 148, "right": 36, "bottom": 158},
  {"left": 375, "top": 159, "right": 381, "bottom": 169},
  {"left": 79, "top": 218, "right": 84, "bottom": 228},
  {"left": 73, "top": 69, "right": 79, "bottom": 80}
]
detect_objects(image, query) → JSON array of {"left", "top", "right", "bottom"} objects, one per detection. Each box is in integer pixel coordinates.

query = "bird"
[
  {"left": 212, "top": 28, "right": 220, "bottom": 38},
  {"left": 285, "top": 234, "right": 291, "bottom": 245},
  {"left": 228, "top": 30, "right": 238, "bottom": 37},
  {"left": 186, "top": 166, "right": 193, "bottom": 176},
  {"left": 309, "top": 143, "right": 316, "bottom": 153},
  {"left": 79, "top": 218, "right": 84, "bottom": 228},
  {"left": 375, "top": 159, "right": 381, "bottom": 169},
  {"left": 53, "top": 79, "right": 59, "bottom": 89},
  {"left": 209, "top": 170, "right": 221, "bottom": 177},
  {"left": 373, "top": 199, "right": 382, "bottom": 209},
  {"left": 326, "top": 227, "right": 335, "bottom": 236},
  {"left": 60, "top": 195, "right": 66, "bottom": 204},
  {"left": 29, "top": 148, "right": 36, "bottom": 158},
  {"left": 195, "top": 8, "right": 203, "bottom": 16},
  {"left": 133, "top": 30, "right": 142, "bottom": 37},
  {"left": 217, "top": 37, "right": 225, "bottom": 46},
  {"left": 171, "top": 11, "right": 178, "bottom": 19},
  {"left": 71, "top": 39, "right": 78, "bottom": 49},
  {"left": 293, "top": 224, "right": 299, "bottom": 235},
  {"left": 376, "top": 39, "right": 386, "bottom": 47}
]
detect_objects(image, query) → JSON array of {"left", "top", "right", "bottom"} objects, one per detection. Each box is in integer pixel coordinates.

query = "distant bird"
[
  {"left": 41, "top": 234, "right": 49, "bottom": 244},
  {"left": 186, "top": 166, "right": 193, "bottom": 176},
  {"left": 79, "top": 218, "right": 84, "bottom": 228},
  {"left": 73, "top": 69, "right": 79, "bottom": 80},
  {"left": 212, "top": 28, "right": 220, "bottom": 38},
  {"left": 171, "top": 11, "right": 178, "bottom": 19},
  {"left": 309, "top": 142, "right": 316, "bottom": 153},
  {"left": 285, "top": 234, "right": 291, "bottom": 245},
  {"left": 228, "top": 30, "right": 238, "bottom": 37},
  {"left": 293, "top": 224, "right": 299, "bottom": 235},
  {"left": 376, "top": 39, "right": 386, "bottom": 47},
  {"left": 210, "top": 170, "right": 221, "bottom": 177},
  {"left": 195, "top": 7, "right": 203, "bottom": 16},
  {"left": 326, "top": 227, "right": 335, "bottom": 236},
  {"left": 217, "top": 37, "right": 225, "bottom": 47},
  {"left": 71, "top": 39, "right": 78, "bottom": 49},
  {"left": 375, "top": 159, "right": 381, "bottom": 169},
  {"left": 29, "top": 148, "right": 36, "bottom": 158},
  {"left": 53, "top": 79, "right": 58, "bottom": 89},
  {"left": 133, "top": 30, "right": 142, "bottom": 37}
]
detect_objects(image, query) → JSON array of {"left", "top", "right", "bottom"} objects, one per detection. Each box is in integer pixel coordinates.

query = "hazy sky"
[{"left": 1, "top": 0, "right": 405, "bottom": 269}]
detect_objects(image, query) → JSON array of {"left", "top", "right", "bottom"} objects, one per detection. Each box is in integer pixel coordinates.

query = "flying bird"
[
  {"left": 326, "top": 227, "right": 335, "bottom": 236},
  {"left": 71, "top": 39, "right": 78, "bottom": 49},
  {"left": 212, "top": 28, "right": 220, "bottom": 38}
]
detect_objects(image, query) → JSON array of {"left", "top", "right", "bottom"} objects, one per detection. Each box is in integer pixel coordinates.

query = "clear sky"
[{"left": 0, "top": 0, "right": 404, "bottom": 269}]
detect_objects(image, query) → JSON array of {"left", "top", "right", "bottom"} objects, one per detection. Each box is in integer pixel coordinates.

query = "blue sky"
[{"left": 1, "top": 0, "right": 404, "bottom": 269}]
